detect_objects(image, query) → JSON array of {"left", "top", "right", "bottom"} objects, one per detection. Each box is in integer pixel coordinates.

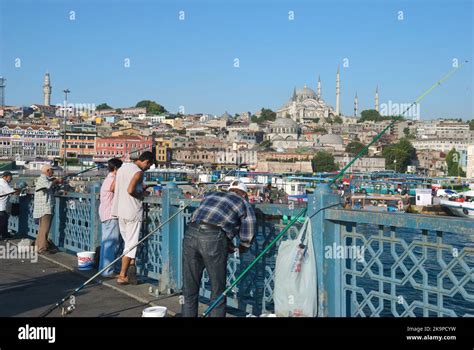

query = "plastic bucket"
[
  {"left": 142, "top": 306, "right": 167, "bottom": 317},
  {"left": 76, "top": 251, "right": 95, "bottom": 270}
]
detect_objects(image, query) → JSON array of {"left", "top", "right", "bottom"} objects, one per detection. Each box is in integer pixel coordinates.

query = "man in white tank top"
[{"left": 111, "top": 151, "right": 155, "bottom": 285}]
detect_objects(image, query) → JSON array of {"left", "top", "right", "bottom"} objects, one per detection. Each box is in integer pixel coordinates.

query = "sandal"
[{"left": 116, "top": 276, "right": 129, "bottom": 285}]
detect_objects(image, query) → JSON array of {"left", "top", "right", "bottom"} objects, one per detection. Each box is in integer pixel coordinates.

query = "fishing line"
[{"left": 330, "top": 61, "right": 468, "bottom": 184}]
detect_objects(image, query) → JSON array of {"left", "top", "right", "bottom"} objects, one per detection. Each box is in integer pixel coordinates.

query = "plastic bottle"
[{"left": 293, "top": 243, "right": 306, "bottom": 272}]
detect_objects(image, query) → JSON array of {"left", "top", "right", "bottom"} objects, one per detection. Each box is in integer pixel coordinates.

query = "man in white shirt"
[
  {"left": 111, "top": 151, "right": 155, "bottom": 285},
  {"left": 0, "top": 171, "right": 18, "bottom": 239}
]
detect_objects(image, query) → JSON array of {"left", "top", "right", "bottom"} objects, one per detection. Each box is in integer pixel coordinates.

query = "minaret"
[
  {"left": 317, "top": 75, "right": 321, "bottom": 99},
  {"left": 292, "top": 86, "right": 297, "bottom": 102},
  {"left": 335, "top": 66, "right": 340, "bottom": 116},
  {"left": 375, "top": 85, "right": 379, "bottom": 112},
  {"left": 43, "top": 72, "right": 52, "bottom": 106},
  {"left": 354, "top": 92, "right": 358, "bottom": 117}
]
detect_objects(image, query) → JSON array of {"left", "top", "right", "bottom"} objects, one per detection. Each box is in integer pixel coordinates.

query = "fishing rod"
[
  {"left": 34, "top": 146, "right": 153, "bottom": 192},
  {"left": 0, "top": 182, "right": 29, "bottom": 198},
  {"left": 202, "top": 207, "right": 307, "bottom": 317},
  {"left": 330, "top": 61, "right": 468, "bottom": 185},
  {"left": 202, "top": 62, "right": 469, "bottom": 317},
  {"left": 39, "top": 162, "right": 247, "bottom": 317},
  {"left": 43, "top": 63, "right": 467, "bottom": 317},
  {"left": 63, "top": 145, "right": 153, "bottom": 179}
]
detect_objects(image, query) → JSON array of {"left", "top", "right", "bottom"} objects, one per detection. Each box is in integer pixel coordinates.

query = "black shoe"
[
  {"left": 38, "top": 250, "right": 53, "bottom": 255},
  {"left": 127, "top": 265, "right": 138, "bottom": 285},
  {"left": 47, "top": 246, "right": 59, "bottom": 254}
]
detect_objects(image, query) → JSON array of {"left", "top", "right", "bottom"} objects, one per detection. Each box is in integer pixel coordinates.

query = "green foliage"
[
  {"left": 63, "top": 158, "right": 79, "bottom": 165},
  {"left": 311, "top": 151, "right": 338, "bottom": 172},
  {"left": 360, "top": 109, "right": 381, "bottom": 122},
  {"left": 333, "top": 115, "right": 343, "bottom": 124},
  {"left": 382, "top": 138, "right": 416, "bottom": 173},
  {"left": 96, "top": 103, "right": 112, "bottom": 110},
  {"left": 116, "top": 109, "right": 123, "bottom": 114},
  {"left": 136, "top": 100, "right": 167, "bottom": 115},
  {"left": 251, "top": 108, "right": 276, "bottom": 123},
  {"left": 261, "top": 108, "right": 276, "bottom": 121},
  {"left": 446, "top": 148, "right": 466, "bottom": 177},
  {"left": 312, "top": 127, "right": 327, "bottom": 133},
  {"left": 259, "top": 139, "right": 271, "bottom": 148},
  {"left": 469, "top": 119, "right": 474, "bottom": 130},
  {"left": 359, "top": 109, "right": 401, "bottom": 123},
  {"left": 403, "top": 126, "right": 416, "bottom": 139},
  {"left": 345, "top": 141, "right": 365, "bottom": 156}
]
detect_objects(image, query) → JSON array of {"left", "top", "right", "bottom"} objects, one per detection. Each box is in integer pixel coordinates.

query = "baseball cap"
[{"left": 1, "top": 171, "right": 13, "bottom": 177}]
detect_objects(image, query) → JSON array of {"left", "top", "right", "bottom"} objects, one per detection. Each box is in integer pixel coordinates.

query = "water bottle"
[{"left": 293, "top": 243, "right": 306, "bottom": 273}]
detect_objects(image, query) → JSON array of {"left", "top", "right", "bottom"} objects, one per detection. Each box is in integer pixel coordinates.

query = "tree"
[
  {"left": 382, "top": 138, "right": 416, "bottom": 173},
  {"left": 261, "top": 108, "right": 276, "bottom": 121},
  {"left": 116, "top": 109, "right": 123, "bottom": 114},
  {"left": 311, "top": 151, "right": 338, "bottom": 172},
  {"left": 360, "top": 109, "right": 381, "bottom": 122},
  {"left": 334, "top": 115, "right": 343, "bottom": 124},
  {"left": 403, "top": 127, "right": 416, "bottom": 139},
  {"left": 469, "top": 119, "right": 474, "bottom": 130},
  {"left": 96, "top": 103, "right": 112, "bottom": 110},
  {"left": 446, "top": 148, "right": 466, "bottom": 177},
  {"left": 345, "top": 141, "right": 365, "bottom": 156},
  {"left": 251, "top": 108, "right": 277, "bottom": 123},
  {"left": 136, "top": 100, "right": 167, "bottom": 115}
]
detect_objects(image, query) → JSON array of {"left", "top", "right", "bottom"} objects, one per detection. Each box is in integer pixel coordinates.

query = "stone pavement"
[{"left": 0, "top": 239, "right": 207, "bottom": 317}]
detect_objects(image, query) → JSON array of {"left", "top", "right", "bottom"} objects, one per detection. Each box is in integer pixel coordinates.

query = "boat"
[{"left": 439, "top": 191, "right": 474, "bottom": 218}]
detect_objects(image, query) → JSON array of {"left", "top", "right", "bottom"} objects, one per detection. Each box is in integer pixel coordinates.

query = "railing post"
[
  {"left": 50, "top": 196, "right": 62, "bottom": 248},
  {"left": 17, "top": 195, "right": 30, "bottom": 236},
  {"left": 160, "top": 183, "right": 184, "bottom": 293},
  {"left": 90, "top": 183, "right": 102, "bottom": 251},
  {"left": 308, "top": 184, "right": 342, "bottom": 317}
]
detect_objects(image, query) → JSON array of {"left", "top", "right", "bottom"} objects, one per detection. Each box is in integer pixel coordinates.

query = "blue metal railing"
[
  {"left": 7, "top": 185, "right": 474, "bottom": 316},
  {"left": 310, "top": 186, "right": 474, "bottom": 317}
]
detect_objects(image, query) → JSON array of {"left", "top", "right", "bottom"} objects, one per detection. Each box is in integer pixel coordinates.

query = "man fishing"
[
  {"left": 0, "top": 171, "right": 20, "bottom": 240},
  {"left": 33, "top": 165, "right": 64, "bottom": 254},
  {"left": 111, "top": 151, "right": 155, "bottom": 285},
  {"left": 182, "top": 180, "right": 256, "bottom": 317}
]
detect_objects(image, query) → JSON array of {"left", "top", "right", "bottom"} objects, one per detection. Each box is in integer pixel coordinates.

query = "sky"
[{"left": 0, "top": 0, "right": 473, "bottom": 119}]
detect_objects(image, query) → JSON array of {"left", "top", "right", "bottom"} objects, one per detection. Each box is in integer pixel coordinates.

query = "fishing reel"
[{"left": 15, "top": 181, "right": 29, "bottom": 197}]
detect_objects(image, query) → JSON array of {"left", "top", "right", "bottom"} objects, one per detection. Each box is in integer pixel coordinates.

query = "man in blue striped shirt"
[{"left": 182, "top": 180, "right": 256, "bottom": 317}]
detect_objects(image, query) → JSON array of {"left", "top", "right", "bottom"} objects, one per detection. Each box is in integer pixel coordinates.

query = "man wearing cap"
[
  {"left": 182, "top": 180, "right": 256, "bottom": 317},
  {"left": 33, "top": 165, "right": 63, "bottom": 253},
  {"left": 0, "top": 171, "right": 18, "bottom": 239}
]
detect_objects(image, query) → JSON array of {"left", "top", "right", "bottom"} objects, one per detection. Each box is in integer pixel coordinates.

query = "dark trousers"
[
  {"left": 182, "top": 225, "right": 228, "bottom": 317},
  {"left": 0, "top": 211, "right": 9, "bottom": 238}
]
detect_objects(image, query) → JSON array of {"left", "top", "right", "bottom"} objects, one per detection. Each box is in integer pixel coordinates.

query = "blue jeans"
[
  {"left": 182, "top": 225, "right": 229, "bottom": 317},
  {"left": 99, "top": 219, "right": 120, "bottom": 276}
]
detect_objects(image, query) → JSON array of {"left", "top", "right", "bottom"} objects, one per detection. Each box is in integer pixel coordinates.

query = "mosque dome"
[{"left": 319, "top": 134, "right": 343, "bottom": 145}]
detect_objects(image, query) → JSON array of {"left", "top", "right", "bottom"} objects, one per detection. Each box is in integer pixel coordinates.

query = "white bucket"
[
  {"left": 142, "top": 306, "right": 167, "bottom": 317},
  {"left": 76, "top": 251, "right": 95, "bottom": 270}
]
